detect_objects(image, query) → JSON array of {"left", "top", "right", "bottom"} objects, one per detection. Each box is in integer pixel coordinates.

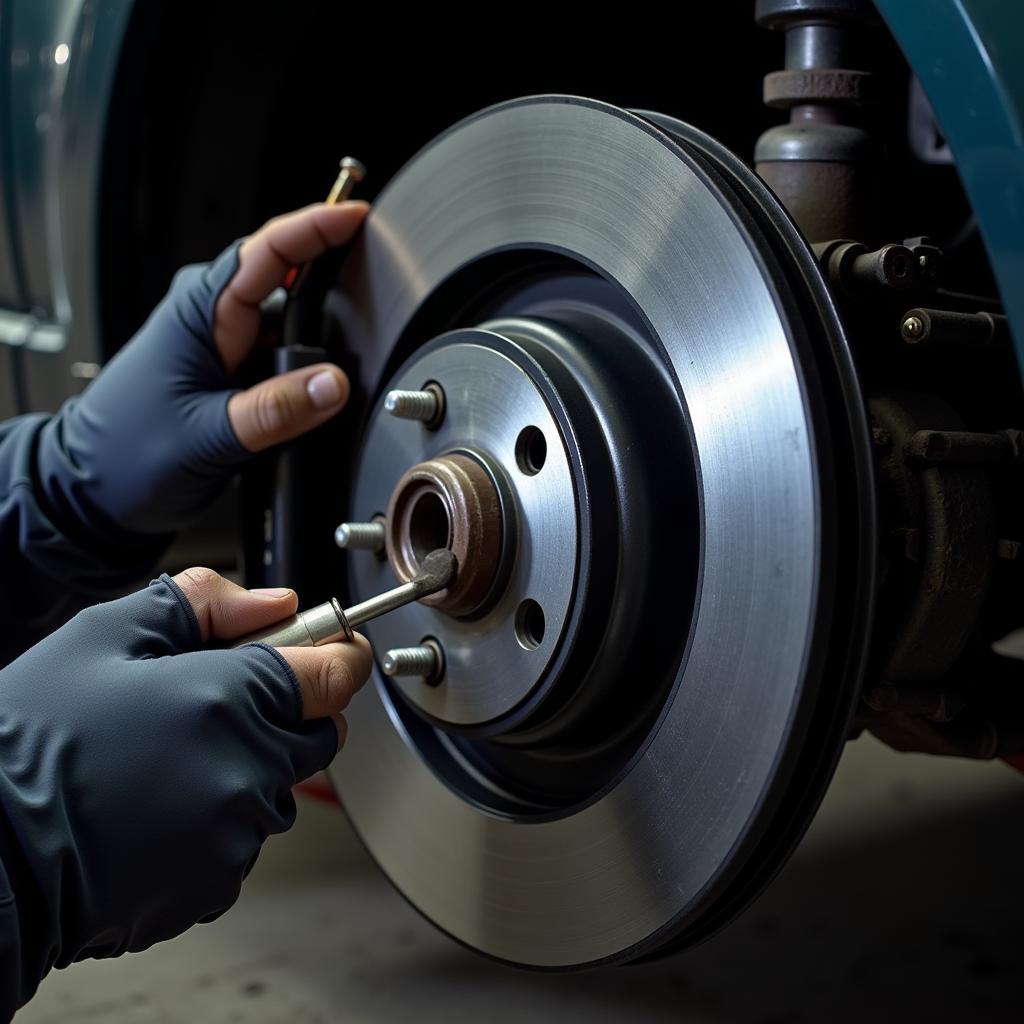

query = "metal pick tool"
[
  {"left": 287, "top": 155, "right": 366, "bottom": 298},
  {"left": 232, "top": 549, "right": 456, "bottom": 649}
]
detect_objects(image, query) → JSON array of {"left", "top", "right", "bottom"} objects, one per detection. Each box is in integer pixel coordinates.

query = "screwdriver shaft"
[
  {"left": 230, "top": 548, "right": 456, "bottom": 650},
  {"left": 344, "top": 581, "right": 420, "bottom": 629}
]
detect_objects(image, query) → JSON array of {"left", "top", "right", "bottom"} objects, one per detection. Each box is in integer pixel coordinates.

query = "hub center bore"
[{"left": 386, "top": 452, "right": 503, "bottom": 617}]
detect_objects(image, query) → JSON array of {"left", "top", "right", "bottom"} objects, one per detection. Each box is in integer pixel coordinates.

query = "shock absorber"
[{"left": 754, "top": 0, "right": 881, "bottom": 244}]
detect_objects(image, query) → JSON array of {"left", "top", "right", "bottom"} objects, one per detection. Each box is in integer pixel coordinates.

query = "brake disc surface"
[{"left": 323, "top": 96, "right": 874, "bottom": 968}]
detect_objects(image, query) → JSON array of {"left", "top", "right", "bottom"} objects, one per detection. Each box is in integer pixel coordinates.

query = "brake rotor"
[{"left": 322, "top": 96, "right": 875, "bottom": 968}]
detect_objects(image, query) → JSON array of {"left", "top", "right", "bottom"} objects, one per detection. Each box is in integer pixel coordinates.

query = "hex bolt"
[
  {"left": 381, "top": 640, "right": 444, "bottom": 685},
  {"left": 334, "top": 518, "right": 386, "bottom": 552},
  {"left": 384, "top": 383, "right": 445, "bottom": 427}
]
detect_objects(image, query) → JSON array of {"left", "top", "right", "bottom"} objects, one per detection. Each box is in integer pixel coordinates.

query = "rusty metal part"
[
  {"left": 763, "top": 68, "right": 875, "bottom": 108},
  {"left": 904, "top": 430, "right": 1013, "bottom": 466},
  {"left": 758, "top": 160, "right": 878, "bottom": 243},
  {"left": 869, "top": 393, "right": 996, "bottom": 684},
  {"left": 755, "top": 0, "right": 880, "bottom": 242},
  {"left": 386, "top": 452, "right": 502, "bottom": 617},
  {"left": 900, "top": 307, "right": 1011, "bottom": 348}
]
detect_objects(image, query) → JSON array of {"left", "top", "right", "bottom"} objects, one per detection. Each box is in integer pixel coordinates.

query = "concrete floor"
[{"left": 19, "top": 736, "right": 1024, "bottom": 1023}]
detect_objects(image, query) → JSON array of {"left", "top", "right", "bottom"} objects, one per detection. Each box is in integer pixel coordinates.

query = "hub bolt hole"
[
  {"left": 515, "top": 599, "right": 546, "bottom": 650},
  {"left": 515, "top": 426, "right": 547, "bottom": 476}
]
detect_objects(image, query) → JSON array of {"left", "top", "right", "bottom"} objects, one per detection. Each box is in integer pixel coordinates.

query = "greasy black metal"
[
  {"left": 757, "top": 160, "right": 877, "bottom": 243},
  {"left": 814, "top": 240, "right": 928, "bottom": 295},
  {"left": 902, "top": 307, "right": 1011, "bottom": 349},
  {"left": 905, "top": 429, "right": 1012, "bottom": 465},
  {"left": 869, "top": 392, "right": 996, "bottom": 683},
  {"left": 764, "top": 68, "right": 875, "bottom": 108},
  {"left": 635, "top": 111, "right": 876, "bottom": 958}
]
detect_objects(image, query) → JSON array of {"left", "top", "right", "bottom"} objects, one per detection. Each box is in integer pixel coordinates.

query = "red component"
[
  {"left": 295, "top": 771, "right": 340, "bottom": 805},
  {"left": 284, "top": 266, "right": 299, "bottom": 290},
  {"left": 1003, "top": 755, "right": 1024, "bottom": 773}
]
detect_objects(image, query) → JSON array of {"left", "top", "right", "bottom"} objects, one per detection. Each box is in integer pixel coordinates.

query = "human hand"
[
  {"left": 39, "top": 201, "right": 368, "bottom": 536},
  {"left": 0, "top": 567, "right": 371, "bottom": 1010}
]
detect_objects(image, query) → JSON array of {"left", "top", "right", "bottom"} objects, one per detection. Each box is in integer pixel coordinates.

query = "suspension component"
[{"left": 754, "top": 0, "right": 882, "bottom": 242}]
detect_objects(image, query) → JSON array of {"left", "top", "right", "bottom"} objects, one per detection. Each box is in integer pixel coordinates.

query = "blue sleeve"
[
  {"left": 0, "top": 575, "right": 338, "bottom": 1019},
  {"left": 0, "top": 414, "right": 168, "bottom": 665},
  {"left": 0, "top": 242, "right": 250, "bottom": 666}
]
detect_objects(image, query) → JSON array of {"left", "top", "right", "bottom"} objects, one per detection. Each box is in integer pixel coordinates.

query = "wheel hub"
[{"left": 386, "top": 449, "right": 504, "bottom": 618}]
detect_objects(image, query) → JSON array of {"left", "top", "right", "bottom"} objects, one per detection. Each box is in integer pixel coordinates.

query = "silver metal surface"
[
  {"left": 232, "top": 598, "right": 351, "bottom": 649},
  {"left": 350, "top": 338, "right": 578, "bottom": 726},
  {"left": 329, "top": 98, "right": 825, "bottom": 967},
  {"left": 326, "top": 156, "right": 366, "bottom": 205},
  {"left": 344, "top": 582, "right": 417, "bottom": 629},
  {"left": 234, "top": 550, "right": 455, "bottom": 648},
  {"left": 384, "top": 386, "right": 442, "bottom": 424},
  {"left": 382, "top": 642, "right": 442, "bottom": 681},
  {"left": 334, "top": 519, "right": 386, "bottom": 551}
]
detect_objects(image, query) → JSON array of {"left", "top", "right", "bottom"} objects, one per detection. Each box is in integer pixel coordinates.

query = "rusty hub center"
[{"left": 386, "top": 452, "right": 503, "bottom": 616}]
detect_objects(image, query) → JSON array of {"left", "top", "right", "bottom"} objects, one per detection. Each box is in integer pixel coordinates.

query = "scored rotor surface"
[{"left": 328, "top": 97, "right": 835, "bottom": 967}]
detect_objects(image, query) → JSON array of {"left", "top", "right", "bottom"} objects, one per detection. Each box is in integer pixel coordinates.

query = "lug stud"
[
  {"left": 384, "top": 384, "right": 445, "bottom": 427},
  {"left": 381, "top": 640, "right": 444, "bottom": 684},
  {"left": 334, "top": 518, "right": 386, "bottom": 552}
]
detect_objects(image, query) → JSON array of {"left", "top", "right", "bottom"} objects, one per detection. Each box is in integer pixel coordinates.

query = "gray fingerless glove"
[
  {"left": 0, "top": 574, "right": 337, "bottom": 1019},
  {"left": 36, "top": 244, "right": 249, "bottom": 538}
]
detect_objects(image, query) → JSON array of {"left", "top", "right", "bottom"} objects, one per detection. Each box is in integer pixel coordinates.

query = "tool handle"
[{"left": 230, "top": 599, "right": 352, "bottom": 649}]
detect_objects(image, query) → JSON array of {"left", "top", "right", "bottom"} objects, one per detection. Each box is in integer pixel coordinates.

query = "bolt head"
[
  {"left": 901, "top": 315, "right": 925, "bottom": 342},
  {"left": 340, "top": 156, "right": 366, "bottom": 181}
]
